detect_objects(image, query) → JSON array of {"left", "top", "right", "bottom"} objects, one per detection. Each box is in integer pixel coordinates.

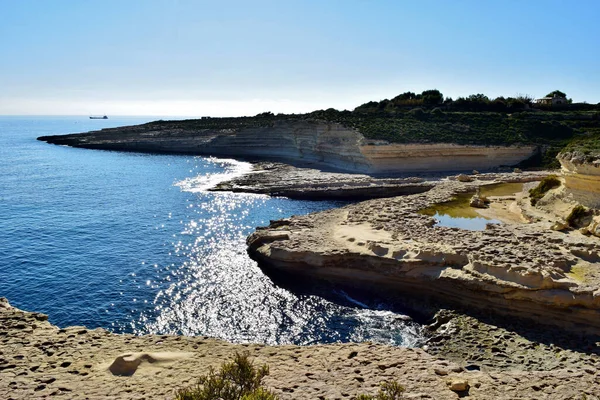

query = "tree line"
[{"left": 353, "top": 89, "right": 588, "bottom": 113}]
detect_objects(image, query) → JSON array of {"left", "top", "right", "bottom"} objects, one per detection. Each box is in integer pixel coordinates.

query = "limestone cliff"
[
  {"left": 558, "top": 151, "right": 600, "bottom": 208},
  {"left": 39, "top": 120, "right": 537, "bottom": 174}
]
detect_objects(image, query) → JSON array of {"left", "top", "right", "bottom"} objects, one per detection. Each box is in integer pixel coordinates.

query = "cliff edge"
[
  {"left": 558, "top": 150, "right": 600, "bottom": 208},
  {"left": 38, "top": 119, "right": 536, "bottom": 174},
  {"left": 247, "top": 177, "right": 600, "bottom": 334}
]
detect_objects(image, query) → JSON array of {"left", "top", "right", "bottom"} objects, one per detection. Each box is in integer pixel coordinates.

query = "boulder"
[
  {"left": 587, "top": 216, "right": 600, "bottom": 238},
  {"left": 550, "top": 221, "right": 569, "bottom": 231},
  {"left": 470, "top": 194, "right": 488, "bottom": 208},
  {"left": 447, "top": 378, "right": 469, "bottom": 392}
]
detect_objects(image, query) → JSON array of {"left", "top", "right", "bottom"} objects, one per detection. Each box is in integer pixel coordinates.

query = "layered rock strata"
[
  {"left": 38, "top": 120, "right": 537, "bottom": 174},
  {"left": 2, "top": 298, "right": 599, "bottom": 399},
  {"left": 558, "top": 151, "right": 600, "bottom": 208},
  {"left": 247, "top": 177, "right": 600, "bottom": 334}
]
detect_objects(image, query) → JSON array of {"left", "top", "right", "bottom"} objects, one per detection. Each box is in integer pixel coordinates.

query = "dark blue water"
[{"left": 0, "top": 116, "right": 421, "bottom": 346}]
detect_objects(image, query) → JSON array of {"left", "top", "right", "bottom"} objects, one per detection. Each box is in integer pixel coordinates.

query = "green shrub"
[
  {"left": 408, "top": 108, "right": 426, "bottom": 119},
  {"left": 566, "top": 205, "right": 587, "bottom": 227},
  {"left": 355, "top": 381, "right": 406, "bottom": 400},
  {"left": 431, "top": 107, "right": 444, "bottom": 116},
  {"left": 176, "top": 352, "right": 278, "bottom": 400},
  {"left": 529, "top": 175, "right": 561, "bottom": 205}
]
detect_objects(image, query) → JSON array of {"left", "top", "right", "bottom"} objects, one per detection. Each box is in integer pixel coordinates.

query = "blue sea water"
[{"left": 0, "top": 116, "right": 421, "bottom": 346}]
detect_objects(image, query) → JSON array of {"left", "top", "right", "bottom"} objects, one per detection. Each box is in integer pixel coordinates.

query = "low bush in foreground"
[
  {"left": 355, "top": 381, "right": 406, "bottom": 400},
  {"left": 175, "top": 352, "right": 278, "bottom": 400},
  {"left": 529, "top": 175, "right": 561, "bottom": 205},
  {"left": 176, "top": 353, "right": 407, "bottom": 400}
]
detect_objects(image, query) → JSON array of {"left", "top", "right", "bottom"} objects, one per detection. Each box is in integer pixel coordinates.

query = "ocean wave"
[{"left": 175, "top": 156, "right": 254, "bottom": 192}]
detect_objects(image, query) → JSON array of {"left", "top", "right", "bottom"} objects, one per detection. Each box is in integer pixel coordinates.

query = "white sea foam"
[{"left": 175, "top": 157, "right": 254, "bottom": 193}]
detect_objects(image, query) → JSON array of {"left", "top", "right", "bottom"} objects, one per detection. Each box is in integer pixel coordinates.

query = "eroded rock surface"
[
  {"left": 247, "top": 175, "right": 600, "bottom": 334},
  {"left": 559, "top": 150, "right": 600, "bottom": 208},
  {"left": 2, "top": 298, "right": 600, "bottom": 399},
  {"left": 210, "top": 162, "right": 434, "bottom": 200}
]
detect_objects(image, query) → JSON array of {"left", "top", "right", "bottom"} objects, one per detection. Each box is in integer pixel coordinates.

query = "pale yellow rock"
[
  {"left": 550, "top": 221, "right": 568, "bottom": 231},
  {"left": 457, "top": 174, "right": 474, "bottom": 182},
  {"left": 470, "top": 194, "right": 488, "bottom": 208},
  {"left": 558, "top": 152, "right": 600, "bottom": 208},
  {"left": 587, "top": 216, "right": 600, "bottom": 238},
  {"left": 447, "top": 378, "right": 469, "bottom": 391}
]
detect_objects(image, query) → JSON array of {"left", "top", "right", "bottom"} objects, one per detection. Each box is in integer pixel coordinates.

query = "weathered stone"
[
  {"left": 470, "top": 195, "right": 488, "bottom": 208},
  {"left": 587, "top": 216, "right": 600, "bottom": 238},
  {"left": 246, "top": 176, "right": 600, "bottom": 334},
  {"left": 447, "top": 378, "right": 469, "bottom": 391},
  {"left": 38, "top": 121, "right": 538, "bottom": 175},
  {"left": 550, "top": 221, "right": 568, "bottom": 231},
  {"left": 457, "top": 174, "right": 474, "bottom": 182}
]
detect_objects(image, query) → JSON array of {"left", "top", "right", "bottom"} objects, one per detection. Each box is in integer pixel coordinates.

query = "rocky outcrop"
[
  {"left": 247, "top": 178, "right": 600, "bottom": 334},
  {"left": 558, "top": 150, "right": 600, "bottom": 208},
  {"left": 210, "top": 162, "right": 434, "bottom": 200},
  {"left": 2, "top": 298, "right": 600, "bottom": 399},
  {"left": 39, "top": 120, "right": 537, "bottom": 174}
]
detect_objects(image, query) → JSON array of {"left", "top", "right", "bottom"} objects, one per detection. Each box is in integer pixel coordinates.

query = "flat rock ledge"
[
  {"left": 210, "top": 162, "right": 434, "bottom": 200},
  {"left": 247, "top": 176, "right": 600, "bottom": 335},
  {"left": 2, "top": 298, "right": 599, "bottom": 399}
]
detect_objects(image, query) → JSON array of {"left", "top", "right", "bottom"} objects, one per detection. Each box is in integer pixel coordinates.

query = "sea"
[{"left": 0, "top": 116, "right": 422, "bottom": 346}]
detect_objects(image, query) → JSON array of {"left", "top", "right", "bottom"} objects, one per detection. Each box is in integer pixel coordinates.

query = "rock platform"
[
  {"left": 247, "top": 173, "right": 600, "bottom": 334},
  {"left": 2, "top": 298, "right": 600, "bottom": 399}
]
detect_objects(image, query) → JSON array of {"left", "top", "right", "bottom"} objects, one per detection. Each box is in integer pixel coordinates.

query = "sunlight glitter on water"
[
  {"left": 1, "top": 117, "right": 422, "bottom": 348},
  {"left": 132, "top": 186, "right": 423, "bottom": 346}
]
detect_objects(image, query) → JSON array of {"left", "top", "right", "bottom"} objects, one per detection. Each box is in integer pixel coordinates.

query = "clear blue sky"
[{"left": 1, "top": 0, "right": 599, "bottom": 116}]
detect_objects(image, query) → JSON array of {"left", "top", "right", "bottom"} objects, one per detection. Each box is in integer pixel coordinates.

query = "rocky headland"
[{"left": 37, "top": 119, "right": 536, "bottom": 174}]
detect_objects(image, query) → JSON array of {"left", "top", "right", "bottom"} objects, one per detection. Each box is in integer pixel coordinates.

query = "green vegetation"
[
  {"left": 561, "top": 132, "right": 600, "bottom": 158},
  {"left": 546, "top": 90, "right": 567, "bottom": 98},
  {"left": 355, "top": 381, "right": 406, "bottom": 400},
  {"left": 566, "top": 205, "right": 588, "bottom": 227},
  {"left": 176, "top": 353, "right": 409, "bottom": 400},
  {"left": 529, "top": 175, "right": 561, "bottom": 205},
  {"left": 175, "top": 352, "right": 278, "bottom": 400}
]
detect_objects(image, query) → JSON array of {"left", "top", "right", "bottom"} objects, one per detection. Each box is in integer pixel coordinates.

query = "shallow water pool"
[{"left": 420, "top": 183, "right": 523, "bottom": 230}]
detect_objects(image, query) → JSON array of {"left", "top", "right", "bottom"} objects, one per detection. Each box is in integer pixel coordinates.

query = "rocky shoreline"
[
  {"left": 2, "top": 298, "right": 600, "bottom": 399},
  {"left": 36, "top": 119, "right": 537, "bottom": 174},
  {"left": 246, "top": 172, "right": 600, "bottom": 335},
  {"left": 22, "top": 127, "right": 600, "bottom": 398},
  {"left": 210, "top": 162, "right": 434, "bottom": 200}
]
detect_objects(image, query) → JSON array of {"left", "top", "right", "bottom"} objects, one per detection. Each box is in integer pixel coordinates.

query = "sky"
[{"left": 1, "top": 0, "right": 599, "bottom": 116}]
